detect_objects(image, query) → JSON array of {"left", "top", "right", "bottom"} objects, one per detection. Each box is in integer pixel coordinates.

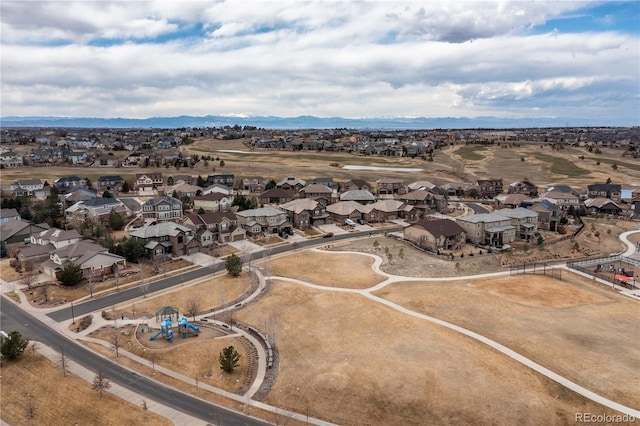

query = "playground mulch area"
[
  {"left": 235, "top": 279, "right": 624, "bottom": 426},
  {"left": 375, "top": 273, "right": 640, "bottom": 410}
]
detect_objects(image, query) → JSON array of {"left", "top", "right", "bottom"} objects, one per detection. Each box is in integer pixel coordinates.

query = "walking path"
[{"left": 3, "top": 230, "right": 639, "bottom": 423}]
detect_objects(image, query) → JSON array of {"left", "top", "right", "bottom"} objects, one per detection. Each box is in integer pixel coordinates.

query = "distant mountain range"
[{"left": 0, "top": 115, "right": 609, "bottom": 129}]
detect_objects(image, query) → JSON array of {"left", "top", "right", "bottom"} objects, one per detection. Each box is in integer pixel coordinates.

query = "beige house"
[
  {"left": 494, "top": 207, "right": 539, "bottom": 242},
  {"left": 192, "top": 192, "right": 234, "bottom": 212},
  {"left": 456, "top": 212, "right": 516, "bottom": 247}
]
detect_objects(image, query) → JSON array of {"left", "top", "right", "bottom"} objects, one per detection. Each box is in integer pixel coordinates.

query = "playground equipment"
[
  {"left": 149, "top": 318, "right": 174, "bottom": 342},
  {"left": 178, "top": 316, "right": 201, "bottom": 338}
]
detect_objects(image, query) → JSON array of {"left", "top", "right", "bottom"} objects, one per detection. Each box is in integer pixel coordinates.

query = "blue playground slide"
[
  {"left": 167, "top": 329, "right": 174, "bottom": 342},
  {"left": 187, "top": 323, "right": 201, "bottom": 333},
  {"left": 149, "top": 330, "right": 162, "bottom": 340}
]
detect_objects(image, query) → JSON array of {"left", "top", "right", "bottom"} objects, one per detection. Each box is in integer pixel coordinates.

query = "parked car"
[
  {"left": 322, "top": 232, "right": 334, "bottom": 238},
  {"left": 357, "top": 219, "right": 366, "bottom": 225},
  {"left": 344, "top": 218, "right": 356, "bottom": 227}
]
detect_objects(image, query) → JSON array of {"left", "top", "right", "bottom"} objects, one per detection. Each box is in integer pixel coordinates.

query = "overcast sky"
[{"left": 1, "top": 1, "right": 638, "bottom": 125}]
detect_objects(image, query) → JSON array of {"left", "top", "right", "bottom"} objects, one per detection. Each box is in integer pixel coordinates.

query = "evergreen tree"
[
  {"left": 225, "top": 254, "right": 242, "bottom": 277},
  {"left": 58, "top": 263, "right": 83, "bottom": 287},
  {"left": 108, "top": 209, "right": 125, "bottom": 231},
  {"left": 219, "top": 345, "right": 241, "bottom": 372},
  {"left": 0, "top": 331, "right": 29, "bottom": 360}
]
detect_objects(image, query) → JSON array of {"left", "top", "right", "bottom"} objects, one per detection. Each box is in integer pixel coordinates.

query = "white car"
[{"left": 344, "top": 219, "right": 356, "bottom": 227}]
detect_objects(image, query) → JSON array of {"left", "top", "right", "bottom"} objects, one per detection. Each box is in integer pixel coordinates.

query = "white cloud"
[{"left": 0, "top": 1, "right": 638, "bottom": 125}]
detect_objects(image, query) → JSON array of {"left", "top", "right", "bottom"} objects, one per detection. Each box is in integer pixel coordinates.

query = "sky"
[{"left": 1, "top": 1, "right": 639, "bottom": 126}]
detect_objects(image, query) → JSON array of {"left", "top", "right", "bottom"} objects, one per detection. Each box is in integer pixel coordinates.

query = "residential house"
[
  {"left": 541, "top": 190, "right": 581, "bottom": 211},
  {"left": 65, "top": 197, "right": 127, "bottom": 222},
  {"left": 398, "top": 190, "right": 447, "bottom": 217},
  {"left": 442, "top": 182, "right": 477, "bottom": 198},
  {"left": 494, "top": 207, "right": 539, "bottom": 242},
  {"left": 587, "top": 183, "right": 622, "bottom": 203},
  {"left": 476, "top": 179, "right": 503, "bottom": 198},
  {"left": 172, "top": 174, "right": 194, "bottom": 185},
  {"left": 0, "top": 220, "right": 49, "bottom": 256},
  {"left": 0, "top": 150, "right": 24, "bottom": 167},
  {"left": 62, "top": 188, "right": 97, "bottom": 207},
  {"left": 135, "top": 173, "right": 163, "bottom": 193},
  {"left": 494, "top": 193, "right": 531, "bottom": 209},
  {"left": 366, "top": 199, "right": 414, "bottom": 223},
  {"left": 508, "top": 180, "right": 539, "bottom": 197},
  {"left": 182, "top": 211, "right": 245, "bottom": 245},
  {"left": 280, "top": 198, "right": 331, "bottom": 230},
  {"left": 158, "top": 182, "right": 202, "bottom": 198},
  {"left": 407, "top": 180, "right": 438, "bottom": 192},
  {"left": 207, "top": 174, "right": 235, "bottom": 189},
  {"left": 375, "top": 178, "right": 406, "bottom": 196},
  {"left": 404, "top": 219, "right": 466, "bottom": 251},
  {"left": 0, "top": 208, "right": 21, "bottom": 224},
  {"left": 96, "top": 154, "right": 120, "bottom": 167},
  {"left": 30, "top": 228, "right": 83, "bottom": 249},
  {"left": 259, "top": 188, "right": 295, "bottom": 205},
  {"left": 343, "top": 179, "right": 372, "bottom": 192},
  {"left": 242, "top": 177, "right": 267, "bottom": 193},
  {"left": 299, "top": 183, "right": 334, "bottom": 205},
  {"left": 97, "top": 175, "right": 125, "bottom": 191},
  {"left": 326, "top": 201, "right": 371, "bottom": 224},
  {"left": 129, "top": 222, "right": 199, "bottom": 258},
  {"left": 527, "top": 200, "right": 560, "bottom": 232},
  {"left": 192, "top": 192, "right": 234, "bottom": 213},
  {"left": 54, "top": 176, "right": 88, "bottom": 193},
  {"left": 10, "top": 179, "right": 44, "bottom": 197},
  {"left": 584, "top": 198, "right": 622, "bottom": 216},
  {"left": 141, "top": 196, "right": 183, "bottom": 223},
  {"left": 66, "top": 151, "right": 89, "bottom": 165},
  {"left": 235, "top": 207, "right": 292, "bottom": 236},
  {"left": 276, "top": 177, "right": 306, "bottom": 194},
  {"left": 339, "top": 189, "right": 376, "bottom": 205},
  {"left": 40, "top": 240, "right": 127, "bottom": 279},
  {"left": 311, "top": 177, "right": 334, "bottom": 188},
  {"left": 201, "top": 184, "right": 233, "bottom": 196},
  {"left": 456, "top": 213, "right": 516, "bottom": 247}
]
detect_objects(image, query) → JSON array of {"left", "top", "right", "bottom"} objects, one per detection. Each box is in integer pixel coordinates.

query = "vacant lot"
[
  {"left": 375, "top": 274, "right": 640, "bottom": 409},
  {"left": 0, "top": 350, "right": 171, "bottom": 426},
  {"left": 236, "top": 279, "right": 624, "bottom": 425}
]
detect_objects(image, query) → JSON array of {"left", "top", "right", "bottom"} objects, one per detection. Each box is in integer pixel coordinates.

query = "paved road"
[
  {"left": 465, "top": 202, "right": 490, "bottom": 214},
  {"left": 1, "top": 298, "right": 269, "bottom": 426},
  {"left": 47, "top": 227, "right": 401, "bottom": 322}
]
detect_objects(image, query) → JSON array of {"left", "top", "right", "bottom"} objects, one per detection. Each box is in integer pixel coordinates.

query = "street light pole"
[{"left": 71, "top": 302, "right": 75, "bottom": 324}]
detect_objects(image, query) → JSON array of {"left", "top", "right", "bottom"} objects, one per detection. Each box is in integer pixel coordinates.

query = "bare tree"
[
  {"left": 59, "top": 346, "right": 67, "bottom": 377},
  {"left": 141, "top": 400, "right": 148, "bottom": 411},
  {"left": 149, "top": 352, "right": 157, "bottom": 370},
  {"left": 25, "top": 394, "right": 35, "bottom": 426},
  {"left": 92, "top": 369, "right": 111, "bottom": 399},
  {"left": 21, "top": 263, "right": 38, "bottom": 290},
  {"left": 86, "top": 269, "right": 96, "bottom": 297},
  {"left": 112, "top": 333, "right": 120, "bottom": 358},
  {"left": 139, "top": 267, "right": 150, "bottom": 297},
  {"left": 39, "top": 284, "right": 49, "bottom": 302},
  {"left": 30, "top": 342, "right": 37, "bottom": 355},
  {"left": 185, "top": 298, "right": 200, "bottom": 322}
]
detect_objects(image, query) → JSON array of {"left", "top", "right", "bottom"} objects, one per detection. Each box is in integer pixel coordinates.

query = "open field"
[
  {"left": 235, "top": 279, "right": 625, "bottom": 425},
  {"left": 0, "top": 350, "right": 171, "bottom": 426},
  {"left": 374, "top": 273, "right": 640, "bottom": 409},
  {"left": 2, "top": 138, "right": 638, "bottom": 193},
  {"left": 268, "top": 250, "right": 386, "bottom": 289}
]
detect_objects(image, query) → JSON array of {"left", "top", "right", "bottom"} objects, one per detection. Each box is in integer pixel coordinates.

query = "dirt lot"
[
  {"left": 0, "top": 350, "right": 171, "bottom": 426},
  {"left": 375, "top": 273, "right": 640, "bottom": 409},
  {"left": 235, "top": 279, "right": 625, "bottom": 425}
]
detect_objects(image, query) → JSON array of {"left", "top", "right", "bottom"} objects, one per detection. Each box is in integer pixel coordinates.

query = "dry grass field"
[
  {"left": 268, "top": 250, "right": 386, "bottom": 289},
  {"left": 108, "top": 271, "right": 253, "bottom": 320},
  {"left": 0, "top": 351, "right": 171, "bottom": 426},
  {"left": 235, "top": 279, "right": 625, "bottom": 425},
  {"left": 374, "top": 273, "right": 640, "bottom": 410}
]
